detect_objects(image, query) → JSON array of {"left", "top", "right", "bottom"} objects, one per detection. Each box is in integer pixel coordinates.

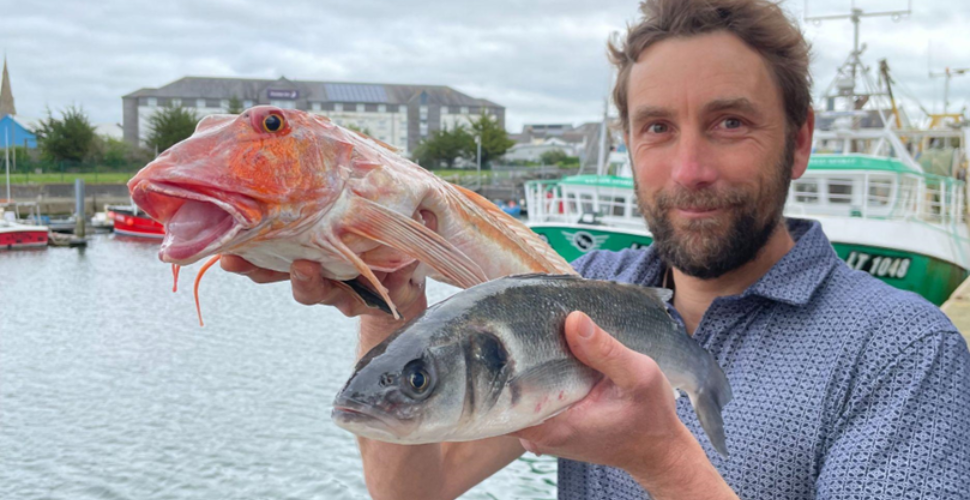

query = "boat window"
[
  {"left": 867, "top": 177, "right": 893, "bottom": 207},
  {"left": 631, "top": 197, "right": 642, "bottom": 218},
  {"left": 599, "top": 195, "right": 625, "bottom": 216},
  {"left": 827, "top": 178, "right": 853, "bottom": 204},
  {"left": 792, "top": 180, "right": 819, "bottom": 203},
  {"left": 566, "top": 193, "right": 578, "bottom": 214},
  {"left": 580, "top": 194, "right": 594, "bottom": 214}
]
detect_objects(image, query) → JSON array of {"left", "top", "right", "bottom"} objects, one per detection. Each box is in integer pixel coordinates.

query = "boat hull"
[
  {"left": 0, "top": 227, "right": 49, "bottom": 250},
  {"left": 528, "top": 222, "right": 965, "bottom": 306},
  {"left": 108, "top": 208, "right": 164, "bottom": 240}
]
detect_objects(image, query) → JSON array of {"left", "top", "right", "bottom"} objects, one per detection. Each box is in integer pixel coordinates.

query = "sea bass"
[
  {"left": 128, "top": 107, "right": 574, "bottom": 318},
  {"left": 332, "top": 274, "right": 733, "bottom": 456}
]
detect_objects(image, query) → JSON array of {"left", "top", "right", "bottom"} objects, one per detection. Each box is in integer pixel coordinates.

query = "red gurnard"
[{"left": 128, "top": 106, "right": 575, "bottom": 318}]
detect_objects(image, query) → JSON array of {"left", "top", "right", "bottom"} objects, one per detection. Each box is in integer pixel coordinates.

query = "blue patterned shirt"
[{"left": 559, "top": 218, "right": 970, "bottom": 499}]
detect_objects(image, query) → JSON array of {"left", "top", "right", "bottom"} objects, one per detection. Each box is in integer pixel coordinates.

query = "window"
[
  {"left": 244, "top": 100, "right": 254, "bottom": 108},
  {"left": 270, "top": 100, "right": 296, "bottom": 109},
  {"left": 356, "top": 103, "right": 365, "bottom": 113},
  {"left": 220, "top": 99, "right": 229, "bottom": 109},
  {"left": 171, "top": 98, "right": 182, "bottom": 107},
  {"left": 147, "top": 97, "right": 157, "bottom": 107},
  {"left": 419, "top": 123, "right": 428, "bottom": 136},
  {"left": 197, "top": 99, "right": 206, "bottom": 108},
  {"left": 460, "top": 106, "right": 469, "bottom": 115},
  {"left": 441, "top": 106, "right": 449, "bottom": 114},
  {"left": 792, "top": 180, "right": 819, "bottom": 203},
  {"left": 312, "top": 102, "right": 321, "bottom": 111},
  {"left": 420, "top": 106, "right": 428, "bottom": 120},
  {"left": 334, "top": 103, "right": 343, "bottom": 112},
  {"left": 827, "top": 178, "right": 853, "bottom": 204},
  {"left": 868, "top": 178, "right": 893, "bottom": 207},
  {"left": 378, "top": 104, "right": 386, "bottom": 113}
]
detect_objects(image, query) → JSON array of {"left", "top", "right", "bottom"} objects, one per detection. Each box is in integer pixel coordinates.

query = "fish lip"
[
  {"left": 331, "top": 398, "right": 402, "bottom": 438},
  {"left": 133, "top": 181, "right": 261, "bottom": 228}
]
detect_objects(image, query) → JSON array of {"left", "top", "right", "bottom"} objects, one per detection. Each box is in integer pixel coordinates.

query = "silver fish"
[{"left": 332, "top": 274, "right": 733, "bottom": 456}]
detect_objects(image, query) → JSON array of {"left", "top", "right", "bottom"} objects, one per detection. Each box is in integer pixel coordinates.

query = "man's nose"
[{"left": 670, "top": 130, "right": 718, "bottom": 189}]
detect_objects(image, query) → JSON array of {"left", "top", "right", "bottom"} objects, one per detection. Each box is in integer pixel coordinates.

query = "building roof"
[{"left": 124, "top": 76, "right": 500, "bottom": 108}]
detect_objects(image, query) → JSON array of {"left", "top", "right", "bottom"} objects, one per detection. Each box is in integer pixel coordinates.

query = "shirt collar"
[
  {"left": 740, "top": 218, "right": 839, "bottom": 306},
  {"left": 643, "top": 217, "right": 838, "bottom": 307}
]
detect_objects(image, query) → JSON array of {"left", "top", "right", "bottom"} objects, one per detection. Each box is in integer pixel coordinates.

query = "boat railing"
[{"left": 787, "top": 171, "right": 966, "bottom": 229}]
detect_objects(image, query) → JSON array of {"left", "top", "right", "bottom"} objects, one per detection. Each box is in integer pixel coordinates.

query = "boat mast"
[
  {"left": 5, "top": 126, "right": 10, "bottom": 203},
  {"left": 805, "top": 0, "right": 911, "bottom": 116}
]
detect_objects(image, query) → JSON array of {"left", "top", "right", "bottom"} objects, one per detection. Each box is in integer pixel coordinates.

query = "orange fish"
[{"left": 128, "top": 106, "right": 575, "bottom": 321}]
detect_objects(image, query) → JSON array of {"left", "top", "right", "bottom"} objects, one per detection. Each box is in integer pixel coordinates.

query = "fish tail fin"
[{"left": 686, "top": 363, "right": 733, "bottom": 458}]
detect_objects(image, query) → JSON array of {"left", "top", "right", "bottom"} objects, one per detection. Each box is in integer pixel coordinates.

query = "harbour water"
[{"left": 0, "top": 235, "right": 557, "bottom": 500}]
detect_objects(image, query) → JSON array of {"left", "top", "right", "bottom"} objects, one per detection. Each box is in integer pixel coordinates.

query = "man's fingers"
[
  {"left": 290, "top": 261, "right": 334, "bottom": 305},
  {"left": 220, "top": 255, "right": 289, "bottom": 283},
  {"left": 564, "top": 311, "right": 655, "bottom": 390}
]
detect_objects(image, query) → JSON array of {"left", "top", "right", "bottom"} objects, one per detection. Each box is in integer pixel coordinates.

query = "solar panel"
[{"left": 324, "top": 84, "right": 388, "bottom": 103}]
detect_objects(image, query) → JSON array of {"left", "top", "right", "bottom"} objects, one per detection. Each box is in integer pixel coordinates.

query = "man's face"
[{"left": 625, "top": 31, "right": 799, "bottom": 279}]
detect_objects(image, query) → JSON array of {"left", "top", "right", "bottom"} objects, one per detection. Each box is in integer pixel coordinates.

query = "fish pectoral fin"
[
  {"left": 336, "top": 279, "right": 394, "bottom": 315},
  {"left": 508, "top": 359, "right": 588, "bottom": 407},
  {"left": 345, "top": 197, "right": 487, "bottom": 289},
  {"left": 320, "top": 234, "right": 400, "bottom": 319}
]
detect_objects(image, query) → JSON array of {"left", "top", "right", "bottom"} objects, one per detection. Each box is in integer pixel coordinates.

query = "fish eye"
[
  {"left": 402, "top": 360, "right": 434, "bottom": 398},
  {"left": 409, "top": 370, "right": 429, "bottom": 392},
  {"left": 262, "top": 113, "right": 284, "bottom": 133}
]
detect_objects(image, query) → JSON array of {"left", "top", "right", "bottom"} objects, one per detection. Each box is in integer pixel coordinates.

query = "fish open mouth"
[{"left": 129, "top": 181, "right": 262, "bottom": 264}]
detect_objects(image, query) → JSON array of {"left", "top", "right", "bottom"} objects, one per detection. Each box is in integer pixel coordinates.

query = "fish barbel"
[
  {"left": 127, "top": 107, "right": 574, "bottom": 318},
  {"left": 332, "top": 274, "right": 733, "bottom": 456}
]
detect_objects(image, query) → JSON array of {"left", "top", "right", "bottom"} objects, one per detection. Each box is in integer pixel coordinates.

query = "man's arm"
[{"left": 815, "top": 329, "right": 970, "bottom": 499}]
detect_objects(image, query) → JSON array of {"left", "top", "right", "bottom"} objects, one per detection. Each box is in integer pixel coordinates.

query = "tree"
[
  {"left": 412, "top": 124, "right": 475, "bottom": 168},
  {"left": 90, "top": 135, "right": 134, "bottom": 170},
  {"left": 346, "top": 123, "right": 373, "bottom": 136},
  {"left": 469, "top": 111, "right": 515, "bottom": 167},
  {"left": 227, "top": 96, "right": 244, "bottom": 114},
  {"left": 34, "top": 106, "right": 97, "bottom": 163},
  {"left": 146, "top": 104, "right": 200, "bottom": 154},
  {"left": 540, "top": 148, "right": 569, "bottom": 165}
]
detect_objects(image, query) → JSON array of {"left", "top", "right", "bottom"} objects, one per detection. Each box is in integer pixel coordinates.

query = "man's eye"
[
  {"left": 721, "top": 118, "right": 743, "bottom": 129},
  {"left": 647, "top": 123, "right": 668, "bottom": 134}
]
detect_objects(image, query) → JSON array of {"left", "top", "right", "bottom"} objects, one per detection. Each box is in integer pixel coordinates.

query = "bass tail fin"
[{"left": 686, "top": 363, "right": 733, "bottom": 457}]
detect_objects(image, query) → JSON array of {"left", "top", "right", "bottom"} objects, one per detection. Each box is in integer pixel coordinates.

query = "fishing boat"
[
  {"left": 108, "top": 204, "right": 164, "bottom": 239},
  {"left": 525, "top": 8, "right": 969, "bottom": 306}
]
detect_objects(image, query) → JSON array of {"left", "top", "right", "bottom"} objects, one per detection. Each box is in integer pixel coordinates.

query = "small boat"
[
  {"left": 107, "top": 204, "right": 164, "bottom": 239},
  {"left": 0, "top": 218, "right": 49, "bottom": 250}
]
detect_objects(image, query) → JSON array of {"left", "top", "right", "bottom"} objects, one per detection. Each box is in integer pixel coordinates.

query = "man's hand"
[{"left": 512, "top": 312, "right": 737, "bottom": 499}]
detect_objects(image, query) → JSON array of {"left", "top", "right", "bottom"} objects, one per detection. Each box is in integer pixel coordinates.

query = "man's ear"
[{"left": 791, "top": 108, "right": 815, "bottom": 180}]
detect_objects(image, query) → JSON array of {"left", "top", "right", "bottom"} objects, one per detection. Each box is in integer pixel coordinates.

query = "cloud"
[{"left": 1, "top": 0, "right": 966, "bottom": 132}]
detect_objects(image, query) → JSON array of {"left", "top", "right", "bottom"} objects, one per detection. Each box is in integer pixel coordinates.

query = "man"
[{"left": 223, "top": 0, "right": 970, "bottom": 498}]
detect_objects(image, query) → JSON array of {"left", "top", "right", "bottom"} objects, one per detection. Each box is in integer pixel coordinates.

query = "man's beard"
[{"left": 637, "top": 140, "right": 794, "bottom": 280}]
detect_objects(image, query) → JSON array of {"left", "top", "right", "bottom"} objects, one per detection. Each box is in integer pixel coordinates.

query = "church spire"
[{"left": 0, "top": 55, "right": 16, "bottom": 118}]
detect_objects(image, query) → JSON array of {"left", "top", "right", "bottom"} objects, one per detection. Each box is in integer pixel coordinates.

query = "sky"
[{"left": 1, "top": 0, "right": 968, "bottom": 133}]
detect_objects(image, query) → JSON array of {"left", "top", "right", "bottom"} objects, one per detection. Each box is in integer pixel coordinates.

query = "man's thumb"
[{"left": 564, "top": 311, "right": 646, "bottom": 390}]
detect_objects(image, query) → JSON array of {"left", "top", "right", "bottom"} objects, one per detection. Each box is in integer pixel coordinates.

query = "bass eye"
[
  {"left": 408, "top": 369, "right": 430, "bottom": 392},
  {"left": 262, "top": 114, "right": 284, "bottom": 133}
]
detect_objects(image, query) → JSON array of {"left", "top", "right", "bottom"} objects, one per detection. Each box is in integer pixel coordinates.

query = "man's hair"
[{"left": 610, "top": 0, "right": 812, "bottom": 134}]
